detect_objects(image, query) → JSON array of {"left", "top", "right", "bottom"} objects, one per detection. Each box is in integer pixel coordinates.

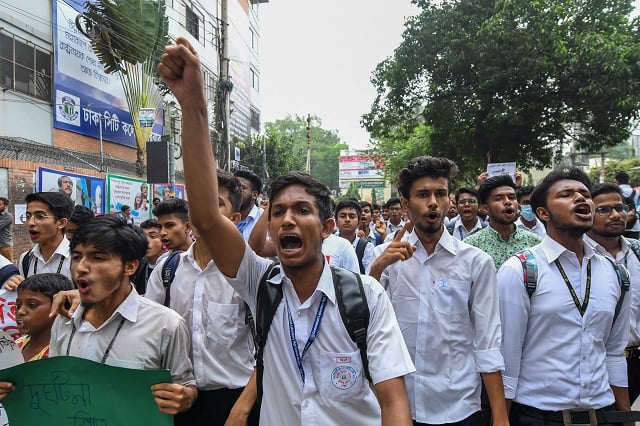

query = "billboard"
[
  {"left": 152, "top": 184, "right": 186, "bottom": 201},
  {"left": 37, "top": 167, "right": 106, "bottom": 214},
  {"left": 338, "top": 152, "right": 385, "bottom": 180},
  {"left": 52, "top": 0, "right": 163, "bottom": 147},
  {"left": 107, "top": 175, "right": 151, "bottom": 224}
]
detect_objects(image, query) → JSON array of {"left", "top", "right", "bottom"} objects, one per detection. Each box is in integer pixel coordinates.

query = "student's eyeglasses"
[
  {"left": 20, "top": 213, "right": 55, "bottom": 224},
  {"left": 388, "top": 207, "right": 402, "bottom": 213},
  {"left": 457, "top": 199, "right": 478, "bottom": 206},
  {"left": 594, "top": 205, "right": 630, "bottom": 216}
]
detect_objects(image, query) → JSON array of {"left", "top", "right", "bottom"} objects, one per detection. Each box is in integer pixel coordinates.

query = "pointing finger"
[{"left": 394, "top": 220, "right": 413, "bottom": 242}]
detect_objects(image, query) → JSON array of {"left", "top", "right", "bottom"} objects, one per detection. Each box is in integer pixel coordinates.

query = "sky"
[{"left": 258, "top": 0, "right": 420, "bottom": 151}]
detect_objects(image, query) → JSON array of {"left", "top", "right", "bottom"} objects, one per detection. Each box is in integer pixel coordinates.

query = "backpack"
[
  {"left": 254, "top": 263, "right": 372, "bottom": 402},
  {"left": 628, "top": 238, "right": 640, "bottom": 263},
  {"left": 515, "top": 249, "right": 630, "bottom": 324},
  {"left": 161, "top": 251, "right": 183, "bottom": 307},
  {"left": 355, "top": 238, "right": 367, "bottom": 274},
  {"left": 21, "top": 249, "right": 33, "bottom": 279}
]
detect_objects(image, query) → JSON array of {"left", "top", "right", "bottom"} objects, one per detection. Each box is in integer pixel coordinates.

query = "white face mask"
[{"left": 520, "top": 204, "right": 536, "bottom": 221}]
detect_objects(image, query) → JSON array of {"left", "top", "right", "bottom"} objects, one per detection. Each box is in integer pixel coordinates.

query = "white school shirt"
[
  {"left": 50, "top": 285, "right": 195, "bottom": 385},
  {"left": 498, "top": 236, "right": 630, "bottom": 410},
  {"left": 515, "top": 218, "right": 547, "bottom": 238},
  {"left": 322, "top": 233, "right": 359, "bottom": 273},
  {"left": 584, "top": 234, "right": 640, "bottom": 347},
  {"left": 225, "top": 244, "right": 415, "bottom": 426},
  {"left": 239, "top": 204, "right": 264, "bottom": 241},
  {"left": 19, "top": 237, "right": 72, "bottom": 280},
  {"left": 451, "top": 217, "right": 484, "bottom": 240},
  {"left": 379, "top": 229, "right": 504, "bottom": 424},
  {"left": 145, "top": 243, "right": 254, "bottom": 390}
]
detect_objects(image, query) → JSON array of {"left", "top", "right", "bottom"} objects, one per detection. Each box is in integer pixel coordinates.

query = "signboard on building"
[
  {"left": 52, "top": 0, "right": 163, "bottom": 147},
  {"left": 107, "top": 175, "right": 151, "bottom": 224},
  {"left": 37, "top": 167, "right": 106, "bottom": 215}
]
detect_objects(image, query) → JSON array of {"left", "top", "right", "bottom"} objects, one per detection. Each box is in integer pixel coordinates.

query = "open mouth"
[
  {"left": 76, "top": 279, "right": 90, "bottom": 291},
  {"left": 504, "top": 207, "right": 515, "bottom": 215},
  {"left": 280, "top": 234, "right": 302, "bottom": 253},
  {"left": 574, "top": 204, "right": 592, "bottom": 219}
]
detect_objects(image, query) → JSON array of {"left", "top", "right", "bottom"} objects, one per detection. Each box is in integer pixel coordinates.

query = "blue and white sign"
[{"left": 52, "top": 0, "right": 163, "bottom": 147}]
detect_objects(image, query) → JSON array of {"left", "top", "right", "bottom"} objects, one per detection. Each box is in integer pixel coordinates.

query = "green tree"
[
  {"left": 344, "top": 182, "right": 361, "bottom": 200},
  {"left": 76, "top": 0, "right": 169, "bottom": 174},
  {"left": 363, "top": 0, "right": 640, "bottom": 172},
  {"left": 238, "top": 115, "right": 347, "bottom": 191},
  {"left": 588, "top": 158, "right": 640, "bottom": 186}
]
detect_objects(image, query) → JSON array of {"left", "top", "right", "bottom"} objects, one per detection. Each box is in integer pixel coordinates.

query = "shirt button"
[
  {"left": 297, "top": 311, "right": 302, "bottom": 317},
  {"left": 303, "top": 400, "right": 310, "bottom": 407}
]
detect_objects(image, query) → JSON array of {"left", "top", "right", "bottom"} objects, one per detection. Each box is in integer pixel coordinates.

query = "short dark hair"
[
  {"left": 385, "top": 197, "right": 401, "bottom": 208},
  {"left": 396, "top": 156, "right": 458, "bottom": 199},
  {"left": 120, "top": 205, "right": 131, "bottom": 212},
  {"left": 268, "top": 171, "right": 333, "bottom": 221},
  {"left": 516, "top": 185, "right": 535, "bottom": 201},
  {"left": 372, "top": 203, "right": 381, "bottom": 211},
  {"left": 152, "top": 198, "right": 189, "bottom": 223},
  {"left": 0, "top": 197, "right": 8, "bottom": 205},
  {"left": 591, "top": 182, "right": 623, "bottom": 200},
  {"left": 18, "top": 272, "right": 75, "bottom": 301},
  {"left": 359, "top": 200, "right": 372, "bottom": 211},
  {"left": 25, "top": 192, "right": 74, "bottom": 220},
  {"left": 615, "top": 171, "right": 630, "bottom": 185},
  {"left": 218, "top": 170, "right": 243, "bottom": 213},
  {"left": 478, "top": 175, "right": 516, "bottom": 204},
  {"left": 234, "top": 169, "right": 263, "bottom": 193},
  {"left": 71, "top": 215, "right": 147, "bottom": 263},
  {"left": 530, "top": 167, "right": 592, "bottom": 214},
  {"left": 140, "top": 218, "right": 161, "bottom": 230},
  {"left": 69, "top": 205, "right": 94, "bottom": 226},
  {"left": 335, "top": 199, "right": 362, "bottom": 220},
  {"left": 455, "top": 187, "right": 479, "bottom": 204}
]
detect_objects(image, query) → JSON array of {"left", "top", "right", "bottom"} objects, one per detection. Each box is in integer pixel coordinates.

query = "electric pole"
[{"left": 220, "top": 0, "right": 233, "bottom": 171}]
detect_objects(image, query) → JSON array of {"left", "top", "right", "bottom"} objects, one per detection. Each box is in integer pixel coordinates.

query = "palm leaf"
[{"left": 75, "top": 0, "right": 169, "bottom": 161}]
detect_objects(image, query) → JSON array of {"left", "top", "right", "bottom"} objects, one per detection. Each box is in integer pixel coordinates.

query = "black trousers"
[
  {"left": 627, "top": 355, "right": 640, "bottom": 404},
  {"left": 510, "top": 402, "right": 621, "bottom": 426},
  {"left": 174, "top": 387, "right": 259, "bottom": 426},
  {"left": 414, "top": 411, "right": 486, "bottom": 426}
]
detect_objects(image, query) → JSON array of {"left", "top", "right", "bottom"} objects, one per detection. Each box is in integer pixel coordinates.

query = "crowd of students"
[{"left": 0, "top": 37, "right": 637, "bottom": 426}]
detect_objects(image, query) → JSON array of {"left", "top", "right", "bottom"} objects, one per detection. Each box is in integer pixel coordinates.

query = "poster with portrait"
[
  {"left": 152, "top": 183, "right": 186, "bottom": 202},
  {"left": 37, "top": 167, "right": 106, "bottom": 215},
  {"left": 106, "top": 175, "right": 151, "bottom": 224}
]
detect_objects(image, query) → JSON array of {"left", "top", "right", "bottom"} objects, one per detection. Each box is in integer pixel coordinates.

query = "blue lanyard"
[{"left": 285, "top": 293, "right": 328, "bottom": 384}]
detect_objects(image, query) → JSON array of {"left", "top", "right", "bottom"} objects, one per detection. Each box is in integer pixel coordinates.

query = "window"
[
  {"left": 250, "top": 107, "right": 260, "bottom": 131},
  {"left": 0, "top": 31, "right": 51, "bottom": 102},
  {"left": 186, "top": 6, "right": 203, "bottom": 42},
  {"left": 251, "top": 68, "right": 259, "bottom": 92}
]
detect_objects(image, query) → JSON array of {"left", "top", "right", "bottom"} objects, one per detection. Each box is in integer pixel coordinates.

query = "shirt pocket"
[
  {"left": 105, "top": 358, "right": 145, "bottom": 370},
  {"left": 432, "top": 278, "right": 470, "bottom": 323},
  {"left": 314, "top": 349, "right": 365, "bottom": 402},
  {"left": 205, "top": 302, "right": 240, "bottom": 347}
]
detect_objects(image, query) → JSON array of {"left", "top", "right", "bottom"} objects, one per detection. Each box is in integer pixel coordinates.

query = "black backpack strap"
[
  {"left": 355, "top": 238, "right": 367, "bottom": 274},
  {"left": 331, "top": 266, "right": 372, "bottom": 384},
  {"left": 161, "top": 251, "right": 182, "bottom": 307},
  {"left": 605, "top": 257, "right": 630, "bottom": 325},
  {"left": 628, "top": 238, "right": 640, "bottom": 264},
  {"left": 255, "top": 262, "right": 282, "bottom": 403},
  {"left": 21, "top": 249, "right": 32, "bottom": 279}
]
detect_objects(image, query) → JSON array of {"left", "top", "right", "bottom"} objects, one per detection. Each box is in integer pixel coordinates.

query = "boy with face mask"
[{"left": 515, "top": 186, "right": 546, "bottom": 238}]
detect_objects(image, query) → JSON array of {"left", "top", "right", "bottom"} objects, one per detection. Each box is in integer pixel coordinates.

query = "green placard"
[{"left": 0, "top": 356, "right": 173, "bottom": 426}]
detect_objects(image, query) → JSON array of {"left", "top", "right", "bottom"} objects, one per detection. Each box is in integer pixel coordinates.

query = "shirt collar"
[
  {"left": 71, "top": 284, "right": 140, "bottom": 329},
  {"left": 269, "top": 260, "right": 337, "bottom": 306},
  {"left": 454, "top": 217, "right": 482, "bottom": 232},
  {"left": 34, "top": 236, "right": 70, "bottom": 259},
  {"left": 408, "top": 227, "right": 456, "bottom": 258},
  {"left": 486, "top": 224, "right": 517, "bottom": 241},
  {"left": 540, "top": 235, "right": 595, "bottom": 263},
  {"left": 584, "top": 233, "right": 630, "bottom": 258}
]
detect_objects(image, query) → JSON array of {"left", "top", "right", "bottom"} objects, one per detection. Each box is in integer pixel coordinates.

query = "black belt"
[{"left": 513, "top": 402, "right": 640, "bottom": 424}]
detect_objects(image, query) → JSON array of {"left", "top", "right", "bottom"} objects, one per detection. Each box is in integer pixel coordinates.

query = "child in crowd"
[{"left": 15, "top": 273, "right": 74, "bottom": 361}]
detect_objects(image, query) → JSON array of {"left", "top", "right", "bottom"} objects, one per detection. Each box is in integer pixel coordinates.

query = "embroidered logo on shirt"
[{"left": 331, "top": 365, "right": 357, "bottom": 390}]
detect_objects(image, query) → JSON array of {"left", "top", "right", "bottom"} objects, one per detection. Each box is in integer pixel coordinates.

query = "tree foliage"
[
  {"left": 588, "top": 157, "right": 640, "bottom": 186},
  {"left": 363, "top": 0, "right": 640, "bottom": 173},
  {"left": 237, "top": 115, "right": 348, "bottom": 191},
  {"left": 343, "top": 182, "right": 361, "bottom": 200},
  {"left": 76, "top": 0, "right": 169, "bottom": 170}
]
